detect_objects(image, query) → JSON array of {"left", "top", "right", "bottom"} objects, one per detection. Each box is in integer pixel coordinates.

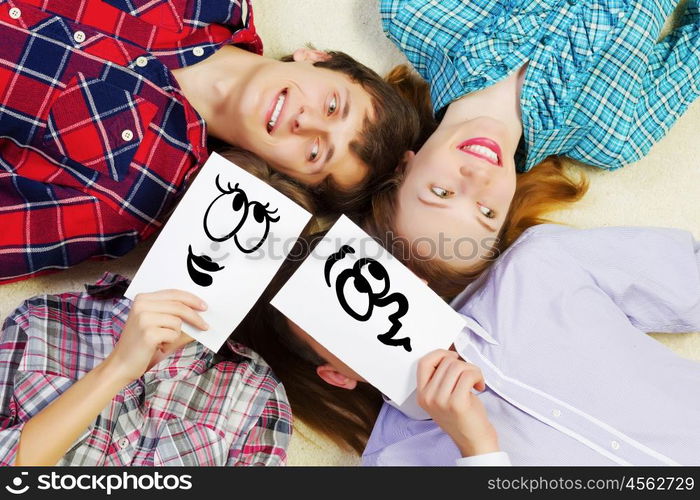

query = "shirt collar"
[{"left": 458, "top": 313, "right": 500, "bottom": 346}]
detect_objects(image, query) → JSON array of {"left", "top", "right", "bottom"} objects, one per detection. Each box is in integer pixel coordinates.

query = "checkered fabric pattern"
[
  {"left": 381, "top": 0, "right": 700, "bottom": 171},
  {"left": 0, "top": 273, "right": 292, "bottom": 466},
  {"left": 0, "top": 0, "right": 262, "bottom": 283}
]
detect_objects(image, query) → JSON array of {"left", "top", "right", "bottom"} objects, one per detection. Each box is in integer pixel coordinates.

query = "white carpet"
[{"left": 1, "top": 0, "right": 698, "bottom": 465}]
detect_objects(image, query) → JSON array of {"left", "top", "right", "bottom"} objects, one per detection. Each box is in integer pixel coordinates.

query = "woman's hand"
[
  {"left": 103, "top": 290, "right": 209, "bottom": 385},
  {"left": 416, "top": 349, "right": 499, "bottom": 458}
]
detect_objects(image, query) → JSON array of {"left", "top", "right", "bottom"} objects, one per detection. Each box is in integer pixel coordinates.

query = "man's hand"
[{"left": 416, "top": 349, "right": 499, "bottom": 457}]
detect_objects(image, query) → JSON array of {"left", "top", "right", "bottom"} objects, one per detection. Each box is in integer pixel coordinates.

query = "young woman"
[
  {"left": 374, "top": 0, "right": 700, "bottom": 292},
  {"left": 0, "top": 0, "right": 419, "bottom": 284},
  {"left": 0, "top": 149, "right": 308, "bottom": 466},
  {"left": 239, "top": 223, "right": 700, "bottom": 465}
]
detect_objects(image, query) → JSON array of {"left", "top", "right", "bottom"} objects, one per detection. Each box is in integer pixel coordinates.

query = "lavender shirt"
[{"left": 363, "top": 224, "right": 700, "bottom": 466}]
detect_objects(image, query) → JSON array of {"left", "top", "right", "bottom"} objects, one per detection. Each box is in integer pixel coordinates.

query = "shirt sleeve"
[
  {"left": 455, "top": 451, "right": 511, "bottom": 466},
  {"left": 227, "top": 380, "right": 293, "bottom": 466},
  {"left": 553, "top": 226, "right": 700, "bottom": 333},
  {"left": 0, "top": 174, "right": 147, "bottom": 284},
  {"left": 0, "top": 312, "right": 29, "bottom": 466},
  {"left": 621, "top": 3, "right": 700, "bottom": 163}
]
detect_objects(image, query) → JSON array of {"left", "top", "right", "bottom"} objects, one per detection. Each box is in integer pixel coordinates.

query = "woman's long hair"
[{"left": 232, "top": 236, "right": 383, "bottom": 455}]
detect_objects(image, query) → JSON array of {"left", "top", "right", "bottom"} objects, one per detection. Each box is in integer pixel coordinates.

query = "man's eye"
[
  {"left": 431, "top": 186, "right": 453, "bottom": 198},
  {"left": 478, "top": 203, "right": 496, "bottom": 219},
  {"left": 327, "top": 95, "right": 338, "bottom": 115},
  {"left": 308, "top": 139, "right": 320, "bottom": 161}
]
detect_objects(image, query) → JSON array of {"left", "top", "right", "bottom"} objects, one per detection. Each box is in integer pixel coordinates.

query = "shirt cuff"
[{"left": 455, "top": 451, "right": 511, "bottom": 466}]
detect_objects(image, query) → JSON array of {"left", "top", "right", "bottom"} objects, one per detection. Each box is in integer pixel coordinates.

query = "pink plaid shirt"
[{"left": 0, "top": 273, "right": 292, "bottom": 466}]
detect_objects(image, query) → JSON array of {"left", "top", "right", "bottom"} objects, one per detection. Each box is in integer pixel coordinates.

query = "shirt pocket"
[
  {"left": 42, "top": 73, "right": 158, "bottom": 182},
  {"left": 11, "top": 371, "right": 74, "bottom": 422},
  {"left": 102, "top": 0, "right": 186, "bottom": 33},
  {"left": 561, "top": 0, "right": 629, "bottom": 73},
  {"left": 153, "top": 418, "right": 229, "bottom": 466}
]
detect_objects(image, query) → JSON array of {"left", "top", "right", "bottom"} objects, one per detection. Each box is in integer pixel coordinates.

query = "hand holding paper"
[
  {"left": 272, "top": 216, "right": 466, "bottom": 405},
  {"left": 106, "top": 290, "right": 209, "bottom": 384},
  {"left": 126, "top": 152, "right": 312, "bottom": 352}
]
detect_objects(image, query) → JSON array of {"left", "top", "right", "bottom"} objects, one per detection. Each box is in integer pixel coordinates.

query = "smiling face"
[
  {"left": 226, "top": 50, "right": 374, "bottom": 189},
  {"left": 396, "top": 117, "right": 517, "bottom": 272}
]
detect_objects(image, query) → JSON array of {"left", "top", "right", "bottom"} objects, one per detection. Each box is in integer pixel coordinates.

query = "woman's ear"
[
  {"left": 291, "top": 48, "right": 332, "bottom": 63},
  {"left": 316, "top": 364, "right": 358, "bottom": 390},
  {"left": 397, "top": 150, "right": 415, "bottom": 172}
]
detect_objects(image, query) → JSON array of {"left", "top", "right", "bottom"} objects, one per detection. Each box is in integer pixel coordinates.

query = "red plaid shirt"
[
  {"left": 0, "top": 273, "right": 292, "bottom": 466},
  {"left": 0, "top": 0, "right": 262, "bottom": 283}
]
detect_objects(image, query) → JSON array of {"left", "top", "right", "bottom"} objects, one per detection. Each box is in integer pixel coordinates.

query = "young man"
[{"left": 0, "top": 0, "right": 418, "bottom": 283}]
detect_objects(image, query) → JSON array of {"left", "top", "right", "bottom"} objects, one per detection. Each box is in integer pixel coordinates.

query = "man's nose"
[{"left": 292, "top": 106, "right": 325, "bottom": 134}]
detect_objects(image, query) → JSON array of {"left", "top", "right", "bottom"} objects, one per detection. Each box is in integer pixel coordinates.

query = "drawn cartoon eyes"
[
  {"left": 324, "top": 246, "right": 412, "bottom": 352},
  {"left": 203, "top": 175, "right": 280, "bottom": 254},
  {"left": 355, "top": 260, "right": 390, "bottom": 297},
  {"left": 236, "top": 200, "right": 280, "bottom": 253}
]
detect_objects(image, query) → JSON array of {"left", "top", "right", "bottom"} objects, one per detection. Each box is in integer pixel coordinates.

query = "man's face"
[{"left": 227, "top": 49, "right": 374, "bottom": 189}]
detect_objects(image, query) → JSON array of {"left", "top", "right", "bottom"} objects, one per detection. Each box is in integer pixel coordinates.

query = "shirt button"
[
  {"left": 541, "top": 35, "right": 553, "bottom": 46},
  {"left": 134, "top": 386, "right": 143, "bottom": 396},
  {"left": 73, "top": 31, "right": 86, "bottom": 43},
  {"left": 118, "top": 438, "right": 129, "bottom": 449},
  {"left": 9, "top": 7, "right": 21, "bottom": 19},
  {"left": 551, "top": 409, "right": 561, "bottom": 417},
  {"left": 611, "top": 440, "right": 620, "bottom": 450},
  {"left": 136, "top": 56, "right": 148, "bottom": 68},
  {"left": 121, "top": 129, "right": 134, "bottom": 141},
  {"left": 192, "top": 46, "right": 205, "bottom": 57}
]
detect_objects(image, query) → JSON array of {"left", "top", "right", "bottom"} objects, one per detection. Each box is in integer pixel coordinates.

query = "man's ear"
[
  {"left": 316, "top": 364, "right": 358, "bottom": 390},
  {"left": 397, "top": 150, "right": 415, "bottom": 173},
  {"left": 292, "top": 48, "right": 332, "bottom": 63}
]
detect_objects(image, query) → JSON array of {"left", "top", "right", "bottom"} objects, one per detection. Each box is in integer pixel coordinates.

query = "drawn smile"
[{"left": 186, "top": 245, "right": 227, "bottom": 287}]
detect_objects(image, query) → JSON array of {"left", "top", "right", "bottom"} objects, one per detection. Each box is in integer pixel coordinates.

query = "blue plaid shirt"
[{"left": 381, "top": 0, "right": 700, "bottom": 171}]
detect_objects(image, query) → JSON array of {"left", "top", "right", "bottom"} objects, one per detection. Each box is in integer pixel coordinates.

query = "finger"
[
  {"left": 433, "top": 360, "right": 472, "bottom": 404},
  {"left": 464, "top": 363, "right": 485, "bottom": 392},
  {"left": 423, "top": 356, "right": 460, "bottom": 402},
  {"left": 454, "top": 368, "right": 486, "bottom": 398},
  {"left": 145, "top": 325, "right": 181, "bottom": 347},
  {"left": 142, "top": 301, "right": 209, "bottom": 331},
  {"left": 135, "top": 290, "right": 207, "bottom": 311},
  {"left": 141, "top": 312, "right": 184, "bottom": 334},
  {"left": 159, "top": 331, "right": 195, "bottom": 355},
  {"left": 417, "top": 350, "right": 457, "bottom": 390}
]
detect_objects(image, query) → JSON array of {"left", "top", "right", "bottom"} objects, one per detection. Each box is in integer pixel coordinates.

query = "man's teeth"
[
  {"left": 267, "top": 91, "right": 286, "bottom": 132},
  {"left": 462, "top": 144, "right": 499, "bottom": 163}
]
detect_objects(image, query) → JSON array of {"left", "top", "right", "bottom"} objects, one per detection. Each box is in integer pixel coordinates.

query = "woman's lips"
[{"left": 457, "top": 137, "right": 502, "bottom": 167}]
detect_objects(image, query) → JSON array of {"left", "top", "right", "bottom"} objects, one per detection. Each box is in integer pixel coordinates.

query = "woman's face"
[{"left": 396, "top": 117, "right": 517, "bottom": 271}]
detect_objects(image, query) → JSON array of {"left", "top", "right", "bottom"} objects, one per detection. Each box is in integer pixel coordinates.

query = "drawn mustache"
[{"left": 187, "top": 245, "right": 226, "bottom": 287}]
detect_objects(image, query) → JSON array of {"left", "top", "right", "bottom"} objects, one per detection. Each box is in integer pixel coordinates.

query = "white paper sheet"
[
  {"left": 271, "top": 215, "right": 466, "bottom": 404},
  {"left": 126, "top": 152, "right": 312, "bottom": 352}
]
